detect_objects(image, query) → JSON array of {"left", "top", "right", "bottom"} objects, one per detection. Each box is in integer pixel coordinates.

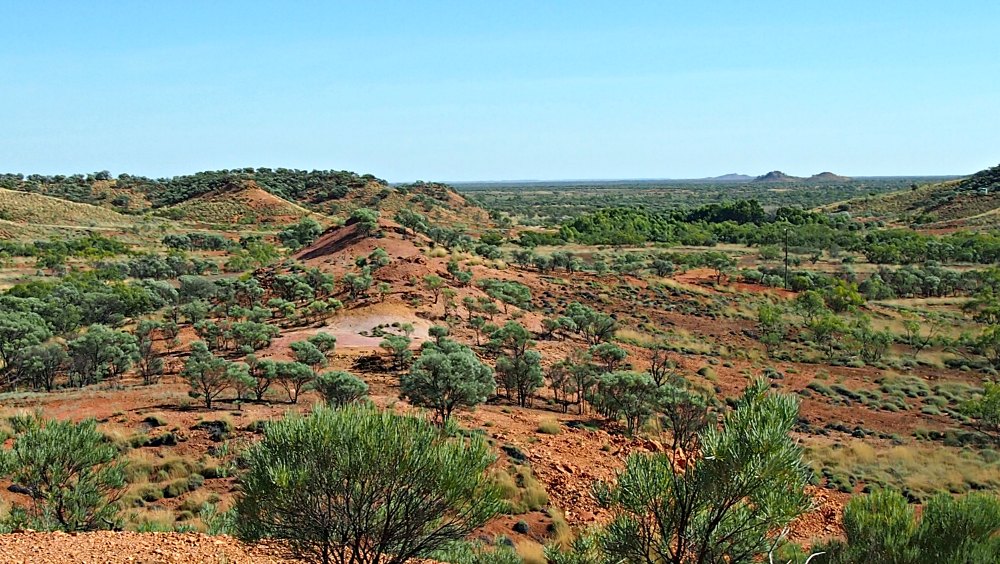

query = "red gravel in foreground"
[{"left": 0, "top": 532, "right": 294, "bottom": 563}]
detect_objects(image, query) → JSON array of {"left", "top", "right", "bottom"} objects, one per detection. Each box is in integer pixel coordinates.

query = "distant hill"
[
  {"left": 753, "top": 171, "right": 803, "bottom": 183},
  {"left": 822, "top": 163, "right": 1000, "bottom": 230},
  {"left": 809, "top": 172, "right": 852, "bottom": 182},
  {"left": 706, "top": 173, "right": 753, "bottom": 182},
  {"left": 752, "top": 171, "right": 851, "bottom": 183}
]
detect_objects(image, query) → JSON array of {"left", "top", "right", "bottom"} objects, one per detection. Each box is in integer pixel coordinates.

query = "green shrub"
[
  {"left": 0, "top": 416, "right": 126, "bottom": 531},
  {"left": 593, "top": 380, "right": 810, "bottom": 563},
  {"left": 234, "top": 405, "right": 504, "bottom": 564},
  {"left": 820, "top": 490, "right": 1000, "bottom": 563},
  {"left": 312, "top": 370, "right": 369, "bottom": 408}
]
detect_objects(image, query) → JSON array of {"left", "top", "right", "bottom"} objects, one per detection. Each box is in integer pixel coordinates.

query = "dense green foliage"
[
  {"left": 312, "top": 370, "right": 369, "bottom": 407},
  {"left": 0, "top": 416, "right": 125, "bottom": 532},
  {"left": 402, "top": 338, "right": 496, "bottom": 423},
  {"left": 234, "top": 405, "right": 504, "bottom": 564},
  {"left": 182, "top": 341, "right": 243, "bottom": 408},
  {"left": 819, "top": 489, "right": 1000, "bottom": 563},
  {"left": 591, "top": 380, "right": 810, "bottom": 564}
]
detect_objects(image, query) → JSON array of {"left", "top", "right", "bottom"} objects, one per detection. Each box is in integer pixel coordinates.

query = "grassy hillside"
[
  {"left": 823, "top": 163, "right": 1000, "bottom": 230},
  {"left": 160, "top": 180, "right": 316, "bottom": 225},
  {"left": 0, "top": 187, "right": 133, "bottom": 227}
]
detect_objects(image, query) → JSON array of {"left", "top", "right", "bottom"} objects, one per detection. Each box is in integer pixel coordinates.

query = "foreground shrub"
[
  {"left": 820, "top": 489, "right": 1000, "bottom": 563},
  {"left": 0, "top": 415, "right": 125, "bottom": 531},
  {"left": 234, "top": 404, "right": 504, "bottom": 564},
  {"left": 591, "top": 379, "right": 810, "bottom": 563}
]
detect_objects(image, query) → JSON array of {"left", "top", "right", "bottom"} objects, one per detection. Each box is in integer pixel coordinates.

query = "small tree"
[
  {"left": 648, "top": 342, "right": 673, "bottom": 386},
  {"left": 290, "top": 340, "right": 327, "bottom": 371},
  {"left": 851, "top": 316, "right": 894, "bottom": 363},
  {"left": 495, "top": 349, "right": 544, "bottom": 407},
  {"left": 182, "top": 341, "right": 232, "bottom": 409},
  {"left": 395, "top": 209, "right": 427, "bottom": 239},
  {"left": 308, "top": 332, "right": 337, "bottom": 354},
  {"left": 589, "top": 342, "right": 628, "bottom": 372},
  {"left": 480, "top": 280, "right": 531, "bottom": 314},
  {"left": 962, "top": 381, "right": 1000, "bottom": 443},
  {"left": 594, "top": 380, "right": 811, "bottom": 563},
  {"left": 569, "top": 360, "right": 598, "bottom": 415},
  {"left": 350, "top": 208, "right": 380, "bottom": 237},
  {"left": 757, "top": 303, "right": 786, "bottom": 358},
  {"left": 659, "top": 381, "right": 710, "bottom": 452},
  {"left": 428, "top": 324, "right": 449, "bottom": 344},
  {"left": 67, "top": 325, "right": 139, "bottom": 386},
  {"left": 704, "top": 251, "right": 736, "bottom": 284},
  {"left": 901, "top": 317, "right": 939, "bottom": 358},
  {"left": 10, "top": 343, "right": 67, "bottom": 392},
  {"left": 808, "top": 313, "right": 845, "bottom": 358},
  {"left": 423, "top": 274, "right": 445, "bottom": 304},
  {"left": 0, "top": 310, "right": 51, "bottom": 369},
  {"left": 234, "top": 405, "right": 504, "bottom": 564},
  {"left": 402, "top": 339, "right": 495, "bottom": 424},
  {"left": 247, "top": 356, "right": 278, "bottom": 402},
  {"left": 136, "top": 331, "right": 163, "bottom": 386},
  {"left": 589, "top": 371, "right": 659, "bottom": 435},
  {"left": 1, "top": 416, "right": 125, "bottom": 531},
  {"left": 230, "top": 321, "right": 280, "bottom": 353},
  {"left": 343, "top": 270, "right": 374, "bottom": 301},
  {"left": 824, "top": 279, "right": 865, "bottom": 313},
  {"left": 278, "top": 218, "right": 324, "bottom": 249},
  {"left": 228, "top": 362, "right": 255, "bottom": 401},
  {"left": 547, "top": 360, "right": 576, "bottom": 412},
  {"left": 794, "top": 290, "right": 827, "bottom": 325},
  {"left": 313, "top": 371, "right": 369, "bottom": 407},
  {"left": 380, "top": 335, "right": 413, "bottom": 371},
  {"left": 565, "top": 302, "right": 617, "bottom": 345},
  {"left": 274, "top": 361, "right": 315, "bottom": 404}
]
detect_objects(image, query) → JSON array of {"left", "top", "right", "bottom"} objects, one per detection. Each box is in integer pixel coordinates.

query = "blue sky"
[{"left": 1, "top": 1, "right": 997, "bottom": 181}]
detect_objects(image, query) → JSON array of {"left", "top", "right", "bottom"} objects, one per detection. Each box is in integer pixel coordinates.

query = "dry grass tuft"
[
  {"left": 491, "top": 464, "right": 549, "bottom": 514},
  {"left": 516, "top": 541, "right": 547, "bottom": 564},
  {"left": 807, "top": 440, "right": 1000, "bottom": 499},
  {"left": 537, "top": 419, "right": 562, "bottom": 435}
]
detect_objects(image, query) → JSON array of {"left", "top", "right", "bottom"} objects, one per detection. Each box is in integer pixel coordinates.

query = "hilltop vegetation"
[
  {"left": 0, "top": 168, "right": 379, "bottom": 209},
  {"left": 0, "top": 169, "right": 489, "bottom": 231},
  {"left": 830, "top": 163, "right": 1000, "bottom": 230}
]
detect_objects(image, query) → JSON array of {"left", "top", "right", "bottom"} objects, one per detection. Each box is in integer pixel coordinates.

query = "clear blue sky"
[{"left": 1, "top": 1, "right": 997, "bottom": 181}]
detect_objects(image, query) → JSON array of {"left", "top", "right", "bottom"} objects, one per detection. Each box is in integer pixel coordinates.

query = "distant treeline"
[
  {"left": 458, "top": 176, "right": 955, "bottom": 225},
  {"left": 541, "top": 200, "right": 1000, "bottom": 265}
]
